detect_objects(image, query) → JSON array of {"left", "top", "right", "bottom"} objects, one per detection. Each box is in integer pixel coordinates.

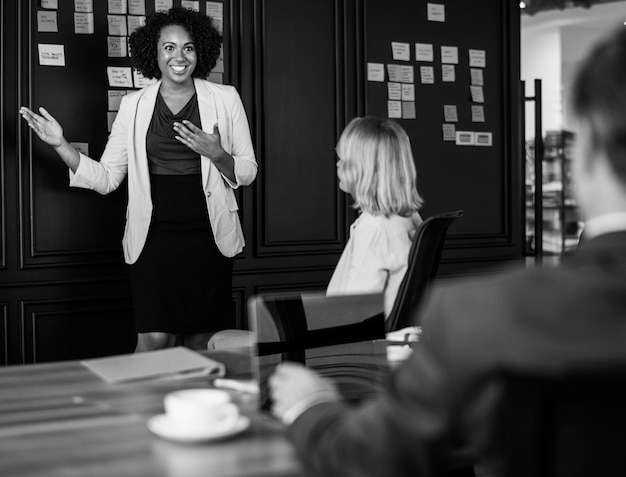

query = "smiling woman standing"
[{"left": 19, "top": 7, "right": 257, "bottom": 353}]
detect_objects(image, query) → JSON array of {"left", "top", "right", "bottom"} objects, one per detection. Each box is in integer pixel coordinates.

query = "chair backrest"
[
  {"left": 489, "top": 369, "right": 626, "bottom": 477},
  {"left": 385, "top": 209, "right": 462, "bottom": 332}
]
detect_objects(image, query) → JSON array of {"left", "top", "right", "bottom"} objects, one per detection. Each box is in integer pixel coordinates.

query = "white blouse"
[{"left": 327, "top": 211, "right": 422, "bottom": 317}]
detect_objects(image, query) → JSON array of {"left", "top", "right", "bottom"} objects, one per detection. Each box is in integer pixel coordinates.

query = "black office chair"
[
  {"left": 490, "top": 368, "right": 626, "bottom": 477},
  {"left": 385, "top": 209, "right": 462, "bottom": 332}
]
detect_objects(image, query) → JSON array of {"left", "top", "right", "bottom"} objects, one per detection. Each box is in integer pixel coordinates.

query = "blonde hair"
[{"left": 336, "top": 116, "right": 423, "bottom": 216}]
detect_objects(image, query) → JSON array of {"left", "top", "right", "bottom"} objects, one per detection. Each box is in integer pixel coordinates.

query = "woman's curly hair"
[{"left": 129, "top": 7, "right": 222, "bottom": 79}]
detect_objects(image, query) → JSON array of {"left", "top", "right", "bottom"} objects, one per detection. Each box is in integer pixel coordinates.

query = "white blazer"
[{"left": 69, "top": 79, "right": 257, "bottom": 264}]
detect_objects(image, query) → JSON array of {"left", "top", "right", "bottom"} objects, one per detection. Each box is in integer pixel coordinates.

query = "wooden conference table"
[{"left": 0, "top": 350, "right": 304, "bottom": 477}]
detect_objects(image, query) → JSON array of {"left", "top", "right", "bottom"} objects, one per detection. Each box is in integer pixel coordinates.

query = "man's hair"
[
  {"left": 571, "top": 27, "right": 626, "bottom": 184},
  {"left": 336, "top": 116, "right": 424, "bottom": 217},
  {"left": 129, "top": 7, "right": 222, "bottom": 79}
]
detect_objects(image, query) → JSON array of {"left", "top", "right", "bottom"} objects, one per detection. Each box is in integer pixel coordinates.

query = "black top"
[{"left": 146, "top": 91, "right": 202, "bottom": 175}]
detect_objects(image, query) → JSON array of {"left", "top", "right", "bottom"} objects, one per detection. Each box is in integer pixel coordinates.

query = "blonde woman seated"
[{"left": 208, "top": 117, "right": 423, "bottom": 350}]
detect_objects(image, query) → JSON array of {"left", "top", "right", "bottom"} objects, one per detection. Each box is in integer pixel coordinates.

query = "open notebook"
[
  {"left": 249, "top": 292, "right": 388, "bottom": 410},
  {"left": 81, "top": 347, "right": 225, "bottom": 384}
]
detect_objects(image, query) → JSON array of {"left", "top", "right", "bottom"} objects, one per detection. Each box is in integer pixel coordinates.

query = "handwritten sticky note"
[
  {"left": 108, "top": 15, "right": 128, "bottom": 36},
  {"left": 181, "top": 0, "right": 200, "bottom": 11},
  {"left": 471, "top": 105, "right": 485, "bottom": 122},
  {"left": 37, "top": 11, "right": 58, "bottom": 32},
  {"left": 442, "top": 64, "right": 455, "bottom": 82},
  {"left": 108, "top": 90, "right": 127, "bottom": 111},
  {"left": 402, "top": 102, "right": 416, "bottom": 119},
  {"left": 367, "top": 63, "right": 385, "bottom": 82},
  {"left": 441, "top": 46, "right": 458, "bottom": 64},
  {"left": 427, "top": 3, "right": 445, "bottom": 22},
  {"left": 108, "top": 36, "right": 127, "bottom": 57},
  {"left": 74, "top": 0, "right": 93, "bottom": 13},
  {"left": 387, "top": 64, "right": 402, "bottom": 83},
  {"left": 206, "top": 2, "right": 223, "bottom": 18},
  {"left": 392, "top": 42, "right": 410, "bottom": 61},
  {"left": 443, "top": 105, "right": 458, "bottom": 122},
  {"left": 420, "top": 66, "right": 434, "bottom": 84},
  {"left": 469, "top": 49, "right": 486, "bottom": 68},
  {"left": 415, "top": 43, "right": 433, "bottom": 62},
  {"left": 388, "top": 83, "right": 402, "bottom": 100},
  {"left": 107, "top": 66, "right": 133, "bottom": 87},
  {"left": 108, "top": 0, "right": 127, "bottom": 14},
  {"left": 74, "top": 12, "right": 94, "bottom": 34},
  {"left": 470, "top": 68, "right": 484, "bottom": 86},
  {"left": 127, "top": 15, "right": 145, "bottom": 34},
  {"left": 129, "top": 0, "right": 145, "bottom": 15},
  {"left": 388, "top": 101, "right": 402, "bottom": 119},
  {"left": 133, "top": 69, "right": 157, "bottom": 88},
  {"left": 442, "top": 124, "right": 456, "bottom": 142},
  {"left": 456, "top": 131, "right": 475, "bottom": 146},
  {"left": 38, "top": 44, "right": 65, "bottom": 66},
  {"left": 155, "top": 0, "right": 173, "bottom": 11},
  {"left": 470, "top": 85, "right": 485, "bottom": 103},
  {"left": 399, "top": 65, "right": 414, "bottom": 83},
  {"left": 401, "top": 84, "right": 415, "bottom": 101},
  {"left": 41, "top": 0, "right": 59, "bottom": 9}
]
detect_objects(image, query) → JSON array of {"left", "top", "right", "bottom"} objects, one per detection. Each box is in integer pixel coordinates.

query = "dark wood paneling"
[
  {"left": 255, "top": 0, "right": 348, "bottom": 256},
  {"left": 20, "top": 297, "right": 135, "bottom": 364}
]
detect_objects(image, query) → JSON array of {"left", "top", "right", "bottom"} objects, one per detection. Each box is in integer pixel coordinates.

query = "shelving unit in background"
[{"left": 525, "top": 130, "right": 583, "bottom": 258}]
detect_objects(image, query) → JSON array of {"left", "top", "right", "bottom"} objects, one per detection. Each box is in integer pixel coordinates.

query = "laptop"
[{"left": 248, "top": 292, "right": 389, "bottom": 411}]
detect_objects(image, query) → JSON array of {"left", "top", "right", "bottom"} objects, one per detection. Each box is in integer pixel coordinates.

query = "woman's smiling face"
[{"left": 157, "top": 24, "right": 197, "bottom": 86}]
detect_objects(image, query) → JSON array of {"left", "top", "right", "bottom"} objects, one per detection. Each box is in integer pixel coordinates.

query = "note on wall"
[
  {"left": 108, "top": 15, "right": 128, "bottom": 36},
  {"left": 469, "top": 49, "right": 486, "bottom": 68},
  {"left": 401, "top": 84, "right": 415, "bottom": 101},
  {"left": 37, "top": 11, "right": 58, "bottom": 32},
  {"left": 475, "top": 132, "right": 492, "bottom": 146},
  {"left": 456, "top": 131, "right": 475, "bottom": 146},
  {"left": 440, "top": 46, "right": 458, "bottom": 64},
  {"left": 427, "top": 3, "right": 445, "bottom": 22},
  {"left": 129, "top": 0, "right": 146, "bottom": 15},
  {"left": 402, "top": 101, "right": 416, "bottom": 119},
  {"left": 38, "top": 44, "right": 65, "bottom": 66},
  {"left": 441, "top": 64, "right": 455, "bottom": 82},
  {"left": 41, "top": 0, "right": 59, "bottom": 9},
  {"left": 74, "top": 0, "right": 94, "bottom": 13},
  {"left": 415, "top": 43, "right": 433, "bottom": 62},
  {"left": 388, "top": 82, "right": 402, "bottom": 100},
  {"left": 127, "top": 15, "right": 146, "bottom": 35},
  {"left": 74, "top": 12, "right": 95, "bottom": 34},
  {"left": 367, "top": 63, "right": 385, "bottom": 82},
  {"left": 471, "top": 105, "right": 485, "bottom": 122},
  {"left": 107, "top": 66, "right": 133, "bottom": 87},
  {"left": 206, "top": 2, "right": 223, "bottom": 19},
  {"left": 108, "top": 90, "right": 127, "bottom": 111},
  {"left": 108, "top": 37, "right": 128, "bottom": 57},
  {"left": 419, "top": 66, "right": 434, "bottom": 84},
  {"left": 399, "top": 65, "right": 414, "bottom": 83},
  {"left": 391, "top": 42, "right": 410, "bottom": 61},
  {"left": 443, "top": 105, "right": 458, "bottom": 123},
  {"left": 108, "top": 0, "right": 128, "bottom": 14},
  {"left": 442, "top": 124, "right": 456, "bottom": 142},
  {"left": 470, "top": 85, "right": 485, "bottom": 103},
  {"left": 388, "top": 100, "right": 402, "bottom": 119},
  {"left": 470, "top": 68, "right": 484, "bottom": 86}
]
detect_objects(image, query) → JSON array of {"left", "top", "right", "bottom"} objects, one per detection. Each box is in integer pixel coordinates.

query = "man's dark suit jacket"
[{"left": 287, "top": 231, "right": 626, "bottom": 477}]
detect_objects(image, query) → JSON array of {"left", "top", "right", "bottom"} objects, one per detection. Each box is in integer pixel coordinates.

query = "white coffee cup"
[{"left": 164, "top": 389, "right": 239, "bottom": 433}]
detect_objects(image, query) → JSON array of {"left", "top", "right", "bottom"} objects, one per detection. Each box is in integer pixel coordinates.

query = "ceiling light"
[{"left": 520, "top": 1, "right": 526, "bottom": 8}]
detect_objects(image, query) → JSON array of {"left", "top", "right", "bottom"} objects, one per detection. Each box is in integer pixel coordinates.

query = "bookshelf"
[{"left": 525, "top": 130, "right": 583, "bottom": 257}]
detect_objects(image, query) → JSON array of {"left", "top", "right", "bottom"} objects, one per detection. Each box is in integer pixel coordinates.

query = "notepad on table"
[{"left": 81, "top": 346, "right": 225, "bottom": 384}]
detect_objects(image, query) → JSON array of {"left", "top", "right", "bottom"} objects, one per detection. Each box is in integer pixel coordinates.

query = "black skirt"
[{"left": 129, "top": 174, "right": 234, "bottom": 334}]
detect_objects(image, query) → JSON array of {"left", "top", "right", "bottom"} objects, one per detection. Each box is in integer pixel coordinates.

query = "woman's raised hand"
[{"left": 19, "top": 106, "right": 64, "bottom": 148}]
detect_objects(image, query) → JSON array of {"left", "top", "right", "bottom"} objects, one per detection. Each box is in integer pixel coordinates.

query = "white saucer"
[{"left": 147, "top": 414, "right": 250, "bottom": 443}]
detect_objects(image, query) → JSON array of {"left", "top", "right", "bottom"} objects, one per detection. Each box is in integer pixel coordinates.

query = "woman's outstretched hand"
[{"left": 19, "top": 106, "right": 64, "bottom": 148}]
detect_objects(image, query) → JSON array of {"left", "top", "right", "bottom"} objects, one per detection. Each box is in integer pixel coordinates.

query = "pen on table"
[{"left": 212, "top": 378, "right": 259, "bottom": 395}]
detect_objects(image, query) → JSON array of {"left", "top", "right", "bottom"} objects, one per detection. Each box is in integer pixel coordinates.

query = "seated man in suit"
[{"left": 269, "top": 26, "right": 626, "bottom": 477}]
